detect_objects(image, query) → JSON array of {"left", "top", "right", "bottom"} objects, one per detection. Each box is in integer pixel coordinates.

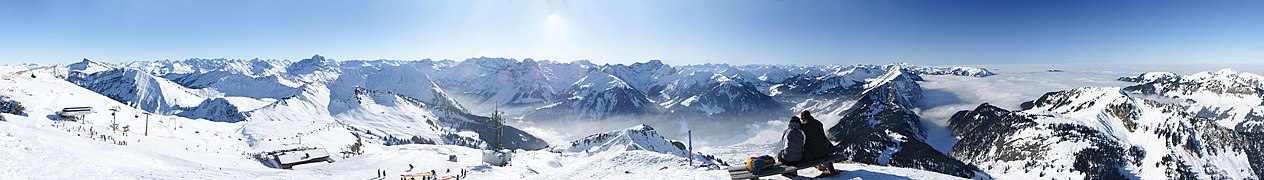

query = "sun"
[
  {"left": 546, "top": 13, "right": 565, "bottom": 32},
  {"left": 548, "top": 13, "right": 563, "bottom": 23},
  {"left": 542, "top": 12, "right": 572, "bottom": 61}
]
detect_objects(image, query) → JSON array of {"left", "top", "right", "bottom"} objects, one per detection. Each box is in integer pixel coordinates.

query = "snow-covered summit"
[
  {"left": 1120, "top": 68, "right": 1264, "bottom": 90},
  {"left": 1118, "top": 71, "right": 1179, "bottom": 83},
  {"left": 906, "top": 65, "right": 996, "bottom": 77},
  {"left": 286, "top": 55, "right": 339, "bottom": 76},
  {"left": 123, "top": 58, "right": 291, "bottom": 77},
  {"left": 66, "top": 58, "right": 114, "bottom": 74},
  {"left": 607, "top": 60, "right": 677, "bottom": 94},
  {"left": 860, "top": 67, "right": 924, "bottom": 109},
  {"left": 550, "top": 124, "right": 721, "bottom": 165}
]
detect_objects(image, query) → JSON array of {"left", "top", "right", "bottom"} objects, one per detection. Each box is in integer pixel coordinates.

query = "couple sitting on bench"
[{"left": 777, "top": 110, "right": 837, "bottom": 177}]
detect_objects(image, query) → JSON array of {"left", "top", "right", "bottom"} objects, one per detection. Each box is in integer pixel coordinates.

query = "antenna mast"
[{"left": 491, "top": 107, "right": 505, "bottom": 150}]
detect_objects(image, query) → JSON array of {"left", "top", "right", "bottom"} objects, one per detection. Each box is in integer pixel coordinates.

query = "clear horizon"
[
  {"left": 39, "top": 54, "right": 1264, "bottom": 67},
  {"left": 2, "top": 0, "right": 1262, "bottom": 65}
]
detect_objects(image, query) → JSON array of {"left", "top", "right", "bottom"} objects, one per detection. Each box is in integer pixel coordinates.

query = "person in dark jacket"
[
  {"left": 799, "top": 110, "right": 837, "bottom": 176},
  {"left": 777, "top": 117, "right": 806, "bottom": 177}
]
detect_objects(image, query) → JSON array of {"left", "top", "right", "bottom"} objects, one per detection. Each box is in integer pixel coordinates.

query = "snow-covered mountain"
[
  {"left": 525, "top": 67, "right": 657, "bottom": 121},
  {"left": 823, "top": 67, "right": 988, "bottom": 179},
  {"left": 606, "top": 60, "right": 678, "bottom": 95},
  {"left": 653, "top": 70, "right": 783, "bottom": 119},
  {"left": 175, "top": 97, "right": 246, "bottom": 123},
  {"left": 430, "top": 57, "right": 590, "bottom": 115},
  {"left": 239, "top": 56, "right": 549, "bottom": 151},
  {"left": 550, "top": 124, "right": 722, "bottom": 164},
  {"left": 55, "top": 55, "right": 550, "bottom": 151},
  {"left": 936, "top": 69, "right": 1264, "bottom": 179},
  {"left": 771, "top": 65, "right": 884, "bottom": 122},
  {"left": 1118, "top": 69, "right": 1264, "bottom": 133},
  {"left": 63, "top": 67, "right": 241, "bottom": 121},
  {"left": 0, "top": 64, "right": 956, "bottom": 179},
  {"left": 4, "top": 56, "right": 1023, "bottom": 179},
  {"left": 414, "top": 59, "right": 994, "bottom": 124},
  {"left": 123, "top": 58, "right": 300, "bottom": 100},
  {"left": 122, "top": 58, "right": 291, "bottom": 77},
  {"left": 330, "top": 61, "right": 464, "bottom": 111},
  {"left": 949, "top": 86, "right": 1264, "bottom": 179},
  {"left": 66, "top": 58, "right": 113, "bottom": 74},
  {"left": 907, "top": 65, "right": 996, "bottom": 77}
]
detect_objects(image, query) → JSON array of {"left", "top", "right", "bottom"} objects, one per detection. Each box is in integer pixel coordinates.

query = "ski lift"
[{"left": 56, "top": 107, "right": 94, "bottom": 121}]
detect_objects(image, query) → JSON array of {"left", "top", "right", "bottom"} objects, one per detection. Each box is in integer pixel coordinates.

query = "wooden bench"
[{"left": 727, "top": 153, "right": 847, "bottom": 180}]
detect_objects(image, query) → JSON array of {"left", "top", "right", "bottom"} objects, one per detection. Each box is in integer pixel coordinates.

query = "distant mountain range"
[{"left": 49, "top": 56, "right": 1264, "bottom": 178}]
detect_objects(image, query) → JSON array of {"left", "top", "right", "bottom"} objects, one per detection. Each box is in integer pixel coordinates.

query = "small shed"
[{"left": 271, "top": 149, "right": 332, "bottom": 169}]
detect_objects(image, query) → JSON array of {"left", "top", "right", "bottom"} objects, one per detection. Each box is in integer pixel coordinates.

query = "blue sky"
[{"left": 1, "top": 0, "right": 1261, "bottom": 65}]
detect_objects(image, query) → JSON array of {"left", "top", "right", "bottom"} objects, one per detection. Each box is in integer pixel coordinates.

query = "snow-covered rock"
[{"left": 177, "top": 98, "right": 246, "bottom": 122}]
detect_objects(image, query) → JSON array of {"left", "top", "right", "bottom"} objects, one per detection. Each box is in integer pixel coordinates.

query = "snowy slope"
[
  {"left": 949, "top": 86, "right": 1263, "bottom": 179},
  {"left": 520, "top": 124, "right": 726, "bottom": 179},
  {"left": 1119, "top": 69, "right": 1264, "bottom": 133},
  {"left": 63, "top": 67, "right": 224, "bottom": 115},
  {"left": 551, "top": 124, "right": 712, "bottom": 160},
  {"left": 0, "top": 66, "right": 279, "bottom": 179},
  {"left": 329, "top": 85, "right": 548, "bottom": 150}
]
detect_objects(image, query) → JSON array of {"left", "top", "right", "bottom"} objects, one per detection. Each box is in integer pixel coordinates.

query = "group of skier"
[{"left": 381, "top": 165, "right": 467, "bottom": 180}]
